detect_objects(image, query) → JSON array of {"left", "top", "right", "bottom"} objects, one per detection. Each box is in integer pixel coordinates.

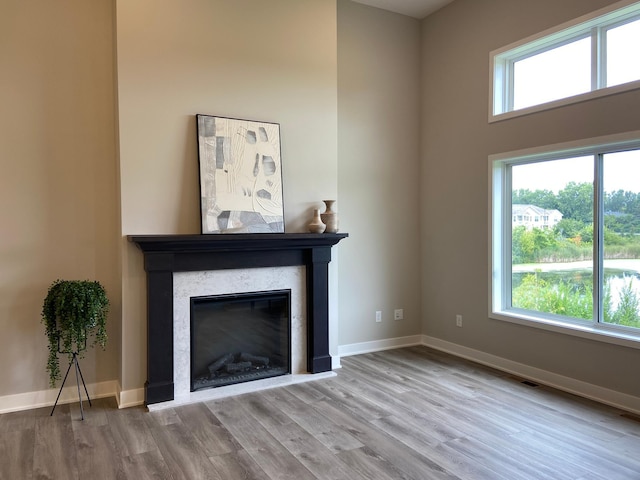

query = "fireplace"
[
  {"left": 129, "top": 233, "right": 347, "bottom": 405},
  {"left": 190, "top": 290, "right": 291, "bottom": 391}
]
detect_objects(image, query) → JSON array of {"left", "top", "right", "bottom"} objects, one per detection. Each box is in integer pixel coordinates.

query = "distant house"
[{"left": 512, "top": 204, "right": 563, "bottom": 230}]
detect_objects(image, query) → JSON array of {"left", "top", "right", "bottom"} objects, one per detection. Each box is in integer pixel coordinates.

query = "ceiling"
[{"left": 351, "top": 0, "right": 455, "bottom": 19}]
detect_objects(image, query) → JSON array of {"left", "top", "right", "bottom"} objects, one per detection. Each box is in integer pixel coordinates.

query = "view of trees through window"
[{"left": 510, "top": 151, "right": 640, "bottom": 329}]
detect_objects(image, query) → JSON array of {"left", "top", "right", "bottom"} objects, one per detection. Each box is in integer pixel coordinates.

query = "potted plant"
[{"left": 41, "top": 279, "right": 109, "bottom": 387}]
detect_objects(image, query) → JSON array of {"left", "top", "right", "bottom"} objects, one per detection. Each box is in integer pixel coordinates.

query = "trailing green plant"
[{"left": 41, "top": 279, "right": 109, "bottom": 387}]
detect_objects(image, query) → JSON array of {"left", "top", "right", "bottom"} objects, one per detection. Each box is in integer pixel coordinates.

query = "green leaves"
[
  {"left": 512, "top": 226, "right": 567, "bottom": 264},
  {"left": 512, "top": 273, "right": 593, "bottom": 321},
  {"left": 513, "top": 273, "right": 640, "bottom": 328},
  {"left": 608, "top": 280, "right": 640, "bottom": 327},
  {"left": 41, "top": 280, "right": 109, "bottom": 387}
]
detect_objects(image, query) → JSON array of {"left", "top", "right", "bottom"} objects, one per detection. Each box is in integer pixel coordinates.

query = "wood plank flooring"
[{"left": 2, "top": 346, "right": 639, "bottom": 479}]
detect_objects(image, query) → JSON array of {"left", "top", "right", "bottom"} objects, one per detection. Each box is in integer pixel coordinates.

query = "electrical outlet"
[
  {"left": 376, "top": 311, "right": 382, "bottom": 323},
  {"left": 394, "top": 309, "right": 403, "bottom": 320},
  {"left": 456, "top": 314, "right": 463, "bottom": 327}
]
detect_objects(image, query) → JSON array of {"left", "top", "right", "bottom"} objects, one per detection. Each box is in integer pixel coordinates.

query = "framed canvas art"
[{"left": 196, "top": 115, "right": 284, "bottom": 233}]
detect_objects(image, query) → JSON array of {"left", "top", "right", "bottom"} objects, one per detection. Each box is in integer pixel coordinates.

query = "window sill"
[
  {"left": 489, "top": 79, "right": 640, "bottom": 124},
  {"left": 490, "top": 309, "right": 640, "bottom": 350}
]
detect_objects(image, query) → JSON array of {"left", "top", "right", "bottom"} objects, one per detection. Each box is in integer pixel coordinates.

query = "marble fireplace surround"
[
  {"left": 129, "top": 233, "right": 347, "bottom": 407},
  {"left": 174, "top": 267, "right": 305, "bottom": 403}
]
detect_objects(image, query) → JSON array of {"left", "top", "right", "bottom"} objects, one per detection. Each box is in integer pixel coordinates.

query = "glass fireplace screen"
[{"left": 190, "top": 290, "right": 291, "bottom": 391}]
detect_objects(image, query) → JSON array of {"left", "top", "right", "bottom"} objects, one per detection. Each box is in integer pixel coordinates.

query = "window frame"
[
  {"left": 489, "top": 131, "right": 640, "bottom": 350},
  {"left": 490, "top": 0, "right": 640, "bottom": 122}
]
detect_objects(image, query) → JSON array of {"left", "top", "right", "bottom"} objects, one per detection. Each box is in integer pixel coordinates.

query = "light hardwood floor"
[{"left": 2, "top": 346, "right": 639, "bottom": 479}]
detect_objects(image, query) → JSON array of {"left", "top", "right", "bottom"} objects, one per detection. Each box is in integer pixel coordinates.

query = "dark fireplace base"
[{"left": 129, "top": 233, "right": 347, "bottom": 405}]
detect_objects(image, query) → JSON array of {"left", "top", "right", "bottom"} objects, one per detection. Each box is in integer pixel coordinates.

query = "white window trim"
[
  {"left": 489, "top": 130, "right": 640, "bottom": 350},
  {"left": 489, "top": 0, "right": 640, "bottom": 123}
]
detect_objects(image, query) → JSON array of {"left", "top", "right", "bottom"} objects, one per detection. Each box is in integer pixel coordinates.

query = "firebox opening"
[{"left": 190, "top": 290, "right": 291, "bottom": 392}]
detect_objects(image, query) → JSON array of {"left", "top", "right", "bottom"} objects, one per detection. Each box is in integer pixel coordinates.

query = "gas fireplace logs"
[{"left": 207, "top": 352, "right": 270, "bottom": 377}]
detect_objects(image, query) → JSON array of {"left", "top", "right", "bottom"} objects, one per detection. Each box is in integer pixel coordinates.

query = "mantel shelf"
[{"left": 128, "top": 233, "right": 348, "bottom": 253}]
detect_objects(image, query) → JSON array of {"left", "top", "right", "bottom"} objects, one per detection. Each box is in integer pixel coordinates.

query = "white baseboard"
[
  {"left": 0, "top": 380, "right": 118, "bottom": 415},
  {"left": 116, "top": 384, "right": 145, "bottom": 409},
  {"left": 338, "top": 335, "right": 423, "bottom": 357},
  {"left": 422, "top": 335, "right": 640, "bottom": 416},
  {"left": 331, "top": 356, "right": 342, "bottom": 369}
]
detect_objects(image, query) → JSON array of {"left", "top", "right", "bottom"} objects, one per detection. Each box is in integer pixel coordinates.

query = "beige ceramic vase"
[
  {"left": 320, "top": 200, "right": 338, "bottom": 233},
  {"left": 307, "top": 208, "right": 326, "bottom": 233}
]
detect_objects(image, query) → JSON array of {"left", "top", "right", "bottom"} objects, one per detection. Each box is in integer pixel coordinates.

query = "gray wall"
[
  {"left": 421, "top": 0, "right": 640, "bottom": 397},
  {"left": 0, "top": 0, "right": 120, "bottom": 399},
  {"left": 337, "top": 0, "right": 422, "bottom": 346}
]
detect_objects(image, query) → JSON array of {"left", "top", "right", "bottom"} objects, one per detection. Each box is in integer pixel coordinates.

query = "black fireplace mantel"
[{"left": 128, "top": 233, "right": 348, "bottom": 405}]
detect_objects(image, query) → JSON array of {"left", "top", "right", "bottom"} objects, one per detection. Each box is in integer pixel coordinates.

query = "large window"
[
  {"left": 491, "top": 133, "right": 640, "bottom": 345},
  {"left": 491, "top": 1, "right": 640, "bottom": 120}
]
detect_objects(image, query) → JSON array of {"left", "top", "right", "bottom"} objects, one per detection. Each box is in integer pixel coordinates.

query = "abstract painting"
[{"left": 196, "top": 115, "right": 284, "bottom": 233}]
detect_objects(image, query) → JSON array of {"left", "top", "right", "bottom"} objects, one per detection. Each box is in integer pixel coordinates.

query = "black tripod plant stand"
[{"left": 50, "top": 332, "right": 92, "bottom": 420}]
